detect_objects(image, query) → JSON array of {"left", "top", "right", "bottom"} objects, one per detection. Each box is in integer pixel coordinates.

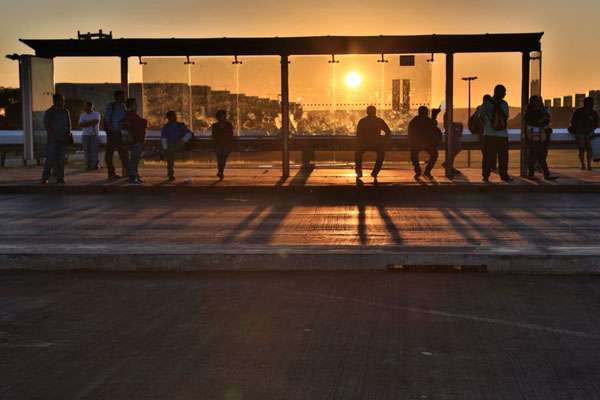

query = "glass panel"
[
  {"left": 190, "top": 56, "right": 281, "bottom": 136},
  {"left": 31, "top": 57, "right": 55, "bottom": 157},
  {"left": 289, "top": 54, "right": 432, "bottom": 136}
]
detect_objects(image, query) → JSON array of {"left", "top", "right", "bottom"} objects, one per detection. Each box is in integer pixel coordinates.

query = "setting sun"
[{"left": 345, "top": 71, "right": 363, "bottom": 89}]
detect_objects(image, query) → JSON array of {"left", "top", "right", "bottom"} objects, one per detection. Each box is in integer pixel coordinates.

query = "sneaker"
[
  {"left": 414, "top": 172, "right": 421, "bottom": 180},
  {"left": 136, "top": 177, "right": 145, "bottom": 183},
  {"left": 501, "top": 176, "right": 514, "bottom": 182},
  {"left": 423, "top": 172, "right": 433, "bottom": 179},
  {"left": 56, "top": 179, "right": 65, "bottom": 184},
  {"left": 108, "top": 174, "right": 122, "bottom": 180},
  {"left": 129, "top": 179, "right": 142, "bottom": 185},
  {"left": 482, "top": 176, "right": 490, "bottom": 183},
  {"left": 544, "top": 175, "right": 558, "bottom": 181}
]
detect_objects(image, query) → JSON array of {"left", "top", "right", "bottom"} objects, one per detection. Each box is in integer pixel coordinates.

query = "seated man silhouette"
[
  {"left": 355, "top": 105, "right": 391, "bottom": 180},
  {"left": 408, "top": 106, "right": 442, "bottom": 179}
]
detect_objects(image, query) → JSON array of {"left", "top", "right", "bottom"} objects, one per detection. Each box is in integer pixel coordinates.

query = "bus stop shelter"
[{"left": 15, "top": 32, "right": 543, "bottom": 178}]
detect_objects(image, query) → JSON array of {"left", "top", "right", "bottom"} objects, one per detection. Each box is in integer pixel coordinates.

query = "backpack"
[
  {"left": 468, "top": 112, "right": 484, "bottom": 137},
  {"left": 492, "top": 101, "right": 508, "bottom": 131}
]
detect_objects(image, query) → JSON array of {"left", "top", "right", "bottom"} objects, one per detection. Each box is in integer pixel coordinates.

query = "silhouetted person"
[
  {"left": 211, "top": 110, "right": 234, "bottom": 180},
  {"left": 104, "top": 90, "right": 129, "bottom": 180},
  {"left": 121, "top": 98, "right": 147, "bottom": 184},
  {"left": 41, "top": 94, "right": 71, "bottom": 184},
  {"left": 408, "top": 106, "right": 442, "bottom": 179},
  {"left": 570, "top": 97, "right": 599, "bottom": 171},
  {"left": 161, "top": 111, "right": 193, "bottom": 181},
  {"left": 525, "top": 95, "right": 556, "bottom": 180},
  {"left": 472, "top": 95, "right": 497, "bottom": 171},
  {"left": 355, "top": 105, "right": 391, "bottom": 180},
  {"left": 481, "top": 84, "right": 511, "bottom": 182},
  {"left": 79, "top": 101, "right": 101, "bottom": 170}
]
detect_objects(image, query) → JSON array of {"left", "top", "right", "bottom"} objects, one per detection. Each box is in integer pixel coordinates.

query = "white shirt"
[{"left": 79, "top": 111, "right": 101, "bottom": 136}]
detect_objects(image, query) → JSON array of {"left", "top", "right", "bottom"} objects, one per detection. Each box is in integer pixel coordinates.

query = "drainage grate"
[{"left": 387, "top": 264, "right": 487, "bottom": 273}]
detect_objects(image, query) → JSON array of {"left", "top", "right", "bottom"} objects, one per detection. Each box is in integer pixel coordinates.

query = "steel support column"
[
  {"left": 280, "top": 55, "right": 290, "bottom": 178},
  {"left": 520, "top": 51, "right": 530, "bottom": 177},
  {"left": 120, "top": 56, "right": 129, "bottom": 97},
  {"left": 445, "top": 52, "right": 454, "bottom": 179}
]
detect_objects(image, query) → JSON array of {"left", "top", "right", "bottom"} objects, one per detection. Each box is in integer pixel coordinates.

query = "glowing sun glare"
[{"left": 345, "top": 71, "right": 363, "bottom": 89}]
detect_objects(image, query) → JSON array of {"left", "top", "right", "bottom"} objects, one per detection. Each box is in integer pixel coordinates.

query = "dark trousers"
[
  {"left": 42, "top": 141, "right": 66, "bottom": 180},
  {"left": 165, "top": 143, "right": 180, "bottom": 178},
  {"left": 105, "top": 135, "right": 129, "bottom": 177},
  {"left": 527, "top": 141, "right": 549, "bottom": 176},
  {"left": 128, "top": 143, "right": 143, "bottom": 181},
  {"left": 411, "top": 146, "right": 438, "bottom": 174},
  {"left": 482, "top": 135, "right": 509, "bottom": 179},
  {"left": 355, "top": 142, "right": 385, "bottom": 176},
  {"left": 216, "top": 147, "right": 231, "bottom": 174}
]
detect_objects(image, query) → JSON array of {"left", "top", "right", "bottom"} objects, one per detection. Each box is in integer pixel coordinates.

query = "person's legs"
[
  {"left": 82, "top": 135, "right": 91, "bottom": 169},
  {"left": 105, "top": 136, "right": 117, "bottom": 177},
  {"left": 55, "top": 143, "right": 66, "bottom": 181},
  {"left": 497, "top": 137, "right": 510, "bottom": 179},
  {"left": 585, "top": 138, "right": 593, "bottom": 170},
  {"left": 90, "top": 135, "right": 99, "bottom": 169},
  {"left": 424, "top": 147, "right": 439, "bottom": 176},
  {"left": 128, "top": 143, "right": 141, "bottom": 182},
  {"left": 42, "top": 142, "right": 56, "bottom": 181},
  {"left": 527, "top": 142, "right": 537, "bottom": 177},
  {"left": 539, "top": 143, "right": 551, "bottom": 177},
  {"left": 482, "top": 135, "right": 492, "bottom": 180},
  {"left": 410, "top": 148, "right": 421, "bottom": 175},
  {"left": 166, "top": 145, "right": 175, "bottom": 179},
  {"left": 577, "top": 136, "right": 586, "bottom": 169},
  {"left": 355, "top": 147, "right": 364, "bottom": 177},
  {"left": 372, "top": 145, "right": 385, "bottom": 177},
  {"left": 118, "top": 145, "right": 129, "bottom": 177}
]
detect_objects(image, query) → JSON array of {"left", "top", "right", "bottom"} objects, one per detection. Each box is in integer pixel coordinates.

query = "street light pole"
[{"left": 462, "top": 76, "right": 478, "bottom": 118}]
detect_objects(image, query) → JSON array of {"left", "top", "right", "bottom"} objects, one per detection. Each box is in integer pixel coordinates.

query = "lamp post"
[{"left": 462, "top": 76, "right": 478, "bottom": 118}]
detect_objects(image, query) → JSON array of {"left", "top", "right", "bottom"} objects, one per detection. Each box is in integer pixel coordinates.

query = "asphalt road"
[{"left": 1, "top": 271, "right": 600, "bottom": 399}]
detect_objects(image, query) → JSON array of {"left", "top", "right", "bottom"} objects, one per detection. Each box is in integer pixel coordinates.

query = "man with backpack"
[
  {"left": 480, "top": 85, "right": 512, "bottom": 182},
  {"left": 104, "top": 90, "right": 129, "bottom": 180}
]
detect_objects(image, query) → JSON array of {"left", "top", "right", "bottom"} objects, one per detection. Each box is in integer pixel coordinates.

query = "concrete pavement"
[
  {"left": 1, "top": 191, "right": 600, "bottom": 273},
  {"left": 1, "top": 271, "right": 600, "bottom": 399}
]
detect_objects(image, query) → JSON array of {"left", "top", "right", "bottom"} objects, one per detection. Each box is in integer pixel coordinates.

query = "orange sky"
[{"left": 2, "top": 0, "right": 599, "bottom": 106}]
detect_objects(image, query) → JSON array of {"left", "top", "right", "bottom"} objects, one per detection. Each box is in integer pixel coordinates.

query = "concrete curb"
[
  {"left": 1, "top": 248, "right": 599, "bottom": 274},
  {"left": 2, "top": 184, "right": 600, "bottom": 195}
]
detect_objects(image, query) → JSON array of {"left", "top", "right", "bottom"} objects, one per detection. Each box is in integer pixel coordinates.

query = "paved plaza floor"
[
  {"left": 1, "top": 271, "right": 599, "bottom": 399},
  {"left": 1, "top": 165, "right": 600, "bottom": 191}
]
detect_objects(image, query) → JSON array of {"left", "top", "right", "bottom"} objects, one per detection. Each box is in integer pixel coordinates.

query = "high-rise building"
[
  {"left": 544, "top": 99, "right": 552, "bottom": 109},
  {"left": 563, "top": 96, "right": 573, "bottom": 108},
  {"left": 589, "top": 90, "right": 600, "bottom": 112},
  {"left": 553, "top": 98, "right": 562, "bottom": 108},
  {"left": 575, "top": 93, "right": 586, "bottom": 108}
]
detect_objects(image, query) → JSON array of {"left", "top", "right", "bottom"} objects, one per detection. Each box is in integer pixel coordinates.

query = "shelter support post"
[
  {"left": 281, "top": 55, "right": 290, "bottom": 178},
  {"left": 120, "top": 56, "right": 129, "bottom": 97},
  {"left": 520, "top": 51, "right": 530, "bottom": 177},
  {"left": 445, "top": 52, "right": 454, "bottom": 179}
]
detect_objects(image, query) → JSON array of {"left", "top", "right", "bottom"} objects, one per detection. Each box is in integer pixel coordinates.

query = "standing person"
[
  {"left": 104, "top": 90, "right": 129, "bottom": 180},
  {"left": 471, "top": 95, "right": 497, "bottom": 172},
  {"left": 408, "top": 106, "right": 442, "bottom": 179},
  {"left": 570, "top": 97, "right": 599, "bottom": 171},
  {"left": 79, "top": 101, "right": 101, "bottom": 170},
  {"left": 41, "top": 94, "right": 72, "bottom": 184},
  {"left": 211, "top": 110, "right": 234, "bottom": 181},
  {"left": 355, "top": 105, "right": 391, "bottom": 180},
  {"left": 160, "top": 111, "right": 193, "bottom": 182},
  {"left": 121, "top": 98, "right": 147, "bottom": 184},
  {"left": 525, "top": 95, "right": 557, "bottom": 180},
  {"left": 481, "top": 84, "right": 511, "bottom": 182}
]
